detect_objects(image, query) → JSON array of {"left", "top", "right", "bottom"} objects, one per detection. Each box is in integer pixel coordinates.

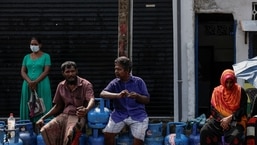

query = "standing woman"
[{"left": 20, "top": 37, "right": 52, "bottom": 123}]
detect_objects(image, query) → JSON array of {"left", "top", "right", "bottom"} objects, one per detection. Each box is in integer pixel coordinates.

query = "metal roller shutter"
[
  {"left": 133, "top": 0, "right": 174, "bottom": 117},
  {"left": 0, "top": 0, "right": 173, "bottom": 118},
  {"left": 0, "top": 0, "right": 118, "bottom": 117}
]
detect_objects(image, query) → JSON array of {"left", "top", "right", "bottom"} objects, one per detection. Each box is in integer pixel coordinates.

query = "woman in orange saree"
[{"left": 200, "top": 69, "right": 247, "bottom": 145}]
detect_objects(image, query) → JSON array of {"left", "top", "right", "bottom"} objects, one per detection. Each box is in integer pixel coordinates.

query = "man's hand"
[
  {"left": 76, "top": 106, "right": 88, "bottom": 118},
  {"left": 36, "top": 118, "right": 45, "bottom": 129},
  {"left": 128, "top": 92, "right": 138, "bottom": 99},
  {"left": 118, "top": 90, "right": 129, "bottom": 98}
]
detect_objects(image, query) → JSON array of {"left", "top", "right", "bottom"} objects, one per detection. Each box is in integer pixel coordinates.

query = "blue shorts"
[{"left": 102, "top": 116, "right": 149, "bottom": 141}]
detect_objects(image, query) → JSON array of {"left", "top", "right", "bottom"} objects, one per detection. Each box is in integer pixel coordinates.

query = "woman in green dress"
[{"left": 20, "top": 37, "right": 52, "bottom": 122}]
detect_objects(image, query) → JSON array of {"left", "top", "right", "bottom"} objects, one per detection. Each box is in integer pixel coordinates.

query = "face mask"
[{"left": 30, "top": 45, "right": 40, "bottom": 52}]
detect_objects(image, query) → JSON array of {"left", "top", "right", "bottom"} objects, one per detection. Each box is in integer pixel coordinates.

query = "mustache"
[
  {"left": 67, "top": 80, "right": 77, "bottom": 85},
  {"left": 66, "top": 76, "right": 77, "bottom": 85}
]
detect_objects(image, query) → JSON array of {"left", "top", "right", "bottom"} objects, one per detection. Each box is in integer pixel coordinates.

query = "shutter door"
[
  {"left": 0, "top": 0, "right": 118, "bottom": 117},
  {"left": 0, "top": 0, "right": 174, "bottom": 118},
  {"left": 133, "top": 0, "right": 174, "bottom": 116}
]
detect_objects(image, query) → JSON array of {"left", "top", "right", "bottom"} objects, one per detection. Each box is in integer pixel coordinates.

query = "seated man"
[
  {"left": 36, "top": 61, "right": 95, "bottom": 145},
  {"left": 100, "top": 56, "right": 150, "bottom": 145}
]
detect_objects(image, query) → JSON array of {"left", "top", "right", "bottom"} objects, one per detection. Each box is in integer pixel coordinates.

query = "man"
[
  {"left": 36, "top": 61, "right": 95, "bottom": 145},
  {"left": 100, "top": 56, "right": 150, "bottom": 145}
]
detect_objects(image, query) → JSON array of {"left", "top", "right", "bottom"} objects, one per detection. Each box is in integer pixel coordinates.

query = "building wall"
[
  {"left": 195, "top": 0, "right": 250, "bottom": 61},
  {"left": 179, "top": 0, "right": 252, "bottom": 121},
  {"left": 173, "top": 0, "right": 195, "bottom": 121}
]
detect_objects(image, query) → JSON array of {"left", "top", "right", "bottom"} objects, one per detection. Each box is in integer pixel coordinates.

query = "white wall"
[{"left": 174, "top": 0, "right": 195, "bottom": 122}]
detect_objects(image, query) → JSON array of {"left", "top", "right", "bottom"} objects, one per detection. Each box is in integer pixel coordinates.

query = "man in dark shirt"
[{"left": 100, "top": 56, "right": 150, "bottom": 145}]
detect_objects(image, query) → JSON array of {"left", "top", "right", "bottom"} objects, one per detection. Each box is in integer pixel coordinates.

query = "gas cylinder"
[
  {"left": 0, "top": 122, "right": 23, "bottom": 145},
  {"left": 88, "top": 128, "right": 104, "bottom": 145},
  {"left": 36, "top": 134, "right": 44, "bottom": 145},
  {"left": 164, "top": 122, "right": 188, "bottom": 145},
  {"left": 79, "top": 133, "right": 87, "bottom": 145},
  {"left": 16, "top": 120, "right": 37, "bottom": 145},
  {"left": 189, "top": 123, "right": 200, "bottom": 145},
  {"left": 144, "top": 136, "right": 164, "bottom": 145},
  {"left": 37, "top": 119, "right": 51, "bottom": 145},
  {"left": 37, "top": 132, "right": 86, "bottom": 145},
  {"left": 145, "top": 122, "right": 164, "bottom": 145},
  {"left": 116, "top": 131, "right": 133, "bottom": 145},
  {"left": 87, "top": 98, "right": 111, "bottom": 129},
  {"left": 145, "top": 122, "right": 163, "bottom": 138}
]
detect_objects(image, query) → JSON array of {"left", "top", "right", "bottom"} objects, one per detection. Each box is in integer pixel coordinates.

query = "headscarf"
[{"left": 211, "top": 69, "right": 241, "bottom": 117}]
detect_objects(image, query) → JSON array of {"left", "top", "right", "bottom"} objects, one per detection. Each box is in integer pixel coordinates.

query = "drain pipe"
[
  {"left": 173, "top": 0, "right": 182, "bottom": 122},
  {"left": 130, "top": 0, "right": 133, "bottom": 61}
]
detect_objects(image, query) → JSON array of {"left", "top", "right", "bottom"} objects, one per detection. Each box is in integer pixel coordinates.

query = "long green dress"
[{"left": 20, "top": 53, "right": 52, "bottom": 122}]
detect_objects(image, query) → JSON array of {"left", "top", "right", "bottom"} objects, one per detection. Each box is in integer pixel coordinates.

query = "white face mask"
[{"left": 30, "top": 45, "right": 40, "bottom": 52}]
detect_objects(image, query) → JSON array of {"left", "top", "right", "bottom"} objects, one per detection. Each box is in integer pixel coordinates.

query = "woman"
[
  {"left": 200, "top": 69, "right": 247, "bottom": 145},
  {"left": 20, "top": 37, "right": 52, "bottom": 122}
]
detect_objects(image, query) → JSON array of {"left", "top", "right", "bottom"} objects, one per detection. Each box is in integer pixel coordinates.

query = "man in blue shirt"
[{"left": 100, "top": 56, "right": 150, "bottom": 145}]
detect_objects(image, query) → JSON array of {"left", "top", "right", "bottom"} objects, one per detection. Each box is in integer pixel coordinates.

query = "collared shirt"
[
  {"left": 53, "top": 76, "right": 94, "bottom": 115},
  {"left": 103, "top": 75, "right": 150, "bottom": 123}
]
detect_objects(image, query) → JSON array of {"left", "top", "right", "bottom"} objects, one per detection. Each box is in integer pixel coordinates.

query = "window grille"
[{"left": 252, "top": 2, "right": 257, "bottom": 20}]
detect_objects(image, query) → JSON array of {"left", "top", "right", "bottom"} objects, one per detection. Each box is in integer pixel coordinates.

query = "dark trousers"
[{"left": 200, "top": 118, "right": 244, "bottom": 145}]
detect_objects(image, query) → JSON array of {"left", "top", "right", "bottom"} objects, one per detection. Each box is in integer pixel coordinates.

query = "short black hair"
[
  {"left": 61, "top": 61, "right": 77, "bottom": 72},
  {"left": 114, "top": 56, "right": 132, "bottom": 72}
]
